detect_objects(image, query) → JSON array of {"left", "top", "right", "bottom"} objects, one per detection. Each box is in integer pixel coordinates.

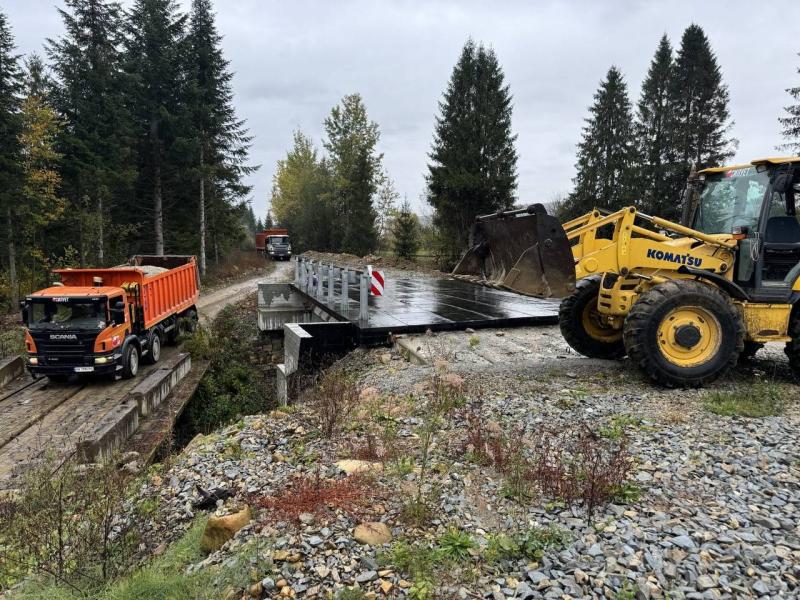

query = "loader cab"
[{"left": 694, "top": 159, "right": 800, "bottom": 300}]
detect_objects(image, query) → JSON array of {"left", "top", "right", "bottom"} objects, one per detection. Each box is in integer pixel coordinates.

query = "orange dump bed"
[{"left": 54, "top": 256, "right": 200, "bottom": 329}]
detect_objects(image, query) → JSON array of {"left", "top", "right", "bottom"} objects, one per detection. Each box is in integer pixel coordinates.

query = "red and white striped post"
[{"left": 368, "top": 266, "right": 384, "bottom": 297}]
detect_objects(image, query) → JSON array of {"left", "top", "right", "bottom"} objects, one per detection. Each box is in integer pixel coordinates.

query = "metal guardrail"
[{"left": 294, "top": 256, "right": 371, "bottom": 322}]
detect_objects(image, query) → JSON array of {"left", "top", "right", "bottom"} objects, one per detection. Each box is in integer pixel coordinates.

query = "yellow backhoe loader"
[{"left": 453, "top": 157, "right": 800, "bottom": 387}]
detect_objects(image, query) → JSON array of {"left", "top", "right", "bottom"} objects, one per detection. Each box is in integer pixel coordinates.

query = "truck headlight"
[
  {"left": 95, "top": 357, "right": 109, "bottom": 364},
  {"left": 267, "top": 244, "right": 274, "bottom": 251},
  {"left": 28, "top": 357, "right": 38, "bottom": 365},
  {"left": 287, "top": 245, "right": 292, "bottom": 253}
]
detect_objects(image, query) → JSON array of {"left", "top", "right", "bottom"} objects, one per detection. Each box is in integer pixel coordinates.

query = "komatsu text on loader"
[{"left": 453, "top": 157, "right": 800, "bottom": 387}]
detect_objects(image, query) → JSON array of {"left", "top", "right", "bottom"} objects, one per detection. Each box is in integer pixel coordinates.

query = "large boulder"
[
  {"left": 200, "top": 505, "right": 251, "bottom": 553},
  {"left": 354, "top": 522, "right": 392, "bottom": 545}
]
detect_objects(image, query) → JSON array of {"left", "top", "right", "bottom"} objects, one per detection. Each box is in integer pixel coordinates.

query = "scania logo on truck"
[
  {"left": 646, "top": 248, "right": 703, "bottom": 267},
  {"left": 49, "top": 334, "right": 78, "bottom": 341}
]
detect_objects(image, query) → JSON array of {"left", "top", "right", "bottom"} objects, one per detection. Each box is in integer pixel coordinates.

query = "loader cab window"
[
  {"left": 693, "top": 168, "right": 769, "bottom": 235},
  {"left": 761, "top": 168, "right": 800, "bottom": 281}
]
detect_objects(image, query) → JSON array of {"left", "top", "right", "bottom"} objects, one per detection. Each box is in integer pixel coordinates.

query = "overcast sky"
[{"left": 5, "top": 0, "right": 800, "bottom": 219}]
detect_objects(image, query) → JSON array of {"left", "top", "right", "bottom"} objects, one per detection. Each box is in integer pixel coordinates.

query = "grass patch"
[
  {"left": 598, "top": 414, "right": 640, "bottom": 440},
  {"left": 437, "top": 528, "right": 476, "bottom": 561},
  {"left": 703, "top": 382, "right": 786, "bottom": 418},
  {"left": 11, "top": 519, "right": 276, "bottom": 600},
  {"left": 10, "top": 518, "right": 208, "bottom": 600}
]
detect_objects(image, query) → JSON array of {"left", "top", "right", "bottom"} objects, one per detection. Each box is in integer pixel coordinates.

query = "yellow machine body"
[{"left": 562, "top": 206, "right": 793, "bottom": 343}]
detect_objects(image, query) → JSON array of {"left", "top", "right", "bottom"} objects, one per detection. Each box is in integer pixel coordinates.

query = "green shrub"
[
  {"left": 179, "top": 305, "right": 275, "bottom": 437},
  {"left": 484, "top": 525, "right": 569, "bottom": 563}
]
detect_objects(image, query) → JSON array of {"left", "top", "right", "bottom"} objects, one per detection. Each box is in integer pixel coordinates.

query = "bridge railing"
[{"left": 293, "top": 256, "right": 371, "bottom": 322}]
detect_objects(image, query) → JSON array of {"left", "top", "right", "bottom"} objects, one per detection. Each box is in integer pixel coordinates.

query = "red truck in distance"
[
  {"left": 21, "top": 256, "right": 200, "bottom": 382},
  {"left": 256, "top": 228, "right": 292, "bottom": 260}
]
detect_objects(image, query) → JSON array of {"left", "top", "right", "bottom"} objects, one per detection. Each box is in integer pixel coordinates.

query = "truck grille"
[{"left": 30, "top": 331, "right": 98, "bottom": 367}]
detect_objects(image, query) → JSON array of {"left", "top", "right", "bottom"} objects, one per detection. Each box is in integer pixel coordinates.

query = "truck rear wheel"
[
  {"left": 559, "top": 276, "right": 626, "bottom": 359},
  {"left": 623, "top": 280, "right": 744, "bottom": 388},
  {"left": 144, "top": 330, "right": 161, "bottom": 365},
  {"left": 122, "top": 344, "right": 140, "bottom": 379}
]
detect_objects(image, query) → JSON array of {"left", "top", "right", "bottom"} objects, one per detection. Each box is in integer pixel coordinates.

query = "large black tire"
[
  {"left": 623, "top": 280, "right": 744, "bottom": 388},
  {"left": 121, "top": 343, "right": 140, "bottom": 380},
  {"left": 785, "top": 308, "right": 800, "bottom": 373},
  {"left": 559, "top": 276, "right": 626, "bottom": 360},
  {"left": 143, "top": 330, "right": 162, "bottom": 365}
]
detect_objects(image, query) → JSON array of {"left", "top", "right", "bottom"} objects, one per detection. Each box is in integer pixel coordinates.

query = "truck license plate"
[{"left": 74, "top": 367, "right": 94, "bottom": 373}]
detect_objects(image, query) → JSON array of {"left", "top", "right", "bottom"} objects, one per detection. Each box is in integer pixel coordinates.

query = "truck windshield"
[
  {"left": 693, "top": 167, "right": 769, "bottom": 234},
  {"left": 28, "top": 299, "right": 107, "bottom": 331},
  {"left": 268, "top": 236, "right": 289, "bottom": 244}
]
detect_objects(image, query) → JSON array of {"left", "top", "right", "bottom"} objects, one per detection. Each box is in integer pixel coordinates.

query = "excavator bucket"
[{"left": 452, "top": 204, "right": 576, "bottom": 298}]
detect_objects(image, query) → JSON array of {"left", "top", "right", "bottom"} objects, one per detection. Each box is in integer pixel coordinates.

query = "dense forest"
[
  {"left": 2, "top": 1, "right": 800, "bottom": 308},
  {"left": 0, "top": 0, "right": 256, "bottom": 312}
]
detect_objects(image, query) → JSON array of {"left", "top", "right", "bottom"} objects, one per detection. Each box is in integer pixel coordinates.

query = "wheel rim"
[
  {"left": 581, "top": 302, "right": 622, "bottom": 344},
  {"left": 657, "top": 306, "right": 722, "bottom": 367},
  {"left": 152, "top": 336, "right": 160, "bottom": 361},
  {"left": 130, "top": 349, "right": 139, "bottom": 375}
]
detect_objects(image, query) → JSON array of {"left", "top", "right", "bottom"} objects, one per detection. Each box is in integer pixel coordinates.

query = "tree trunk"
[
  {"left": 97, "top": 193, "right": 104, "bottom": 265},
  {"left": 151, "top": 119, "right": 164, "bottom": 255},
  {"left": 7, "top": 207, "right": 19, "bottom": 309},
  {"left": 153, "top": 162, "right": 164, "bottom": 255},
  {"left": 199, "top": 146, "right": 207, "bottom": 276}
]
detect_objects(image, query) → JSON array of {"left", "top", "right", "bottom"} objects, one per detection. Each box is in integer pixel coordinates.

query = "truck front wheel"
[{"left": 122, "top": 344, "right": 140, "bottom": 379}]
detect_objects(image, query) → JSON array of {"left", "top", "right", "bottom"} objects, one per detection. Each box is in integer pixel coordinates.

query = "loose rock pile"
[{"left": 137, "top": 339, "right": 800, "bottom": 599}]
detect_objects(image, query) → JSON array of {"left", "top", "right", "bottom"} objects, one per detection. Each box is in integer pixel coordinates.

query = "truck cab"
[
  {"left": 23, "top": 286, "right": 135, "bottom": 380},
  {"left": 266, "top": 234, "right": 292, "bottom": 260}
]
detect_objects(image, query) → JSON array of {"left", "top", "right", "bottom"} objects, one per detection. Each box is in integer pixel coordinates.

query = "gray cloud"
[{"left": 6, "top": 0, "right": 800, "bottom": 219}]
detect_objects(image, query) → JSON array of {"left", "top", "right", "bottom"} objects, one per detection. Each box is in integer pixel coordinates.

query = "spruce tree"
[
  {"left": 47, "top": 0, "right": 134, "bottom": 265},
  {"left": 635, "top": 35, "right": 684, "bottom": 219},
  {"left": 0, "top": 10, "right": 23, "bottom": 308},
  {"left": 670, "top": 25, "right": 733, "bottom": 173},
  {"left": 427, "top": 39, "right": 518, "bottom": 265},
  {"left": 323, "top": 94, "right": 381, "bottom": 255},
  {"left": 779, "top": 52, "right": 800, "bottom": 153},
  {"left": 565, "top": 66, "right": 638, "bottom": 217},
  {"left": 125, "top": 0, "right": 187, "bottom": 255},
  {"left": 184, "top": 0, "right": 254, "bottom": 275},
  {"left": 393, "top": 200, "right": 420, "bottom": 260}
]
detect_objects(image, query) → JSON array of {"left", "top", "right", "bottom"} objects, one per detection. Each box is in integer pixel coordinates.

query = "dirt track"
[{"left": 197, "top": 261, "right": 292, "bottom": 323}]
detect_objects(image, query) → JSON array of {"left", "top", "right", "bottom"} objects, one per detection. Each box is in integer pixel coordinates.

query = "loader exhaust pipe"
[{"left": 452, "top": 204, "right": 576, "bottom": 299}]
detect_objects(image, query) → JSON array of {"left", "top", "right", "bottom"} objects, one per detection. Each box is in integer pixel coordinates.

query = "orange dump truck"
[{"left": 21, "top": 256, "right": 200, "bottom": 381}]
